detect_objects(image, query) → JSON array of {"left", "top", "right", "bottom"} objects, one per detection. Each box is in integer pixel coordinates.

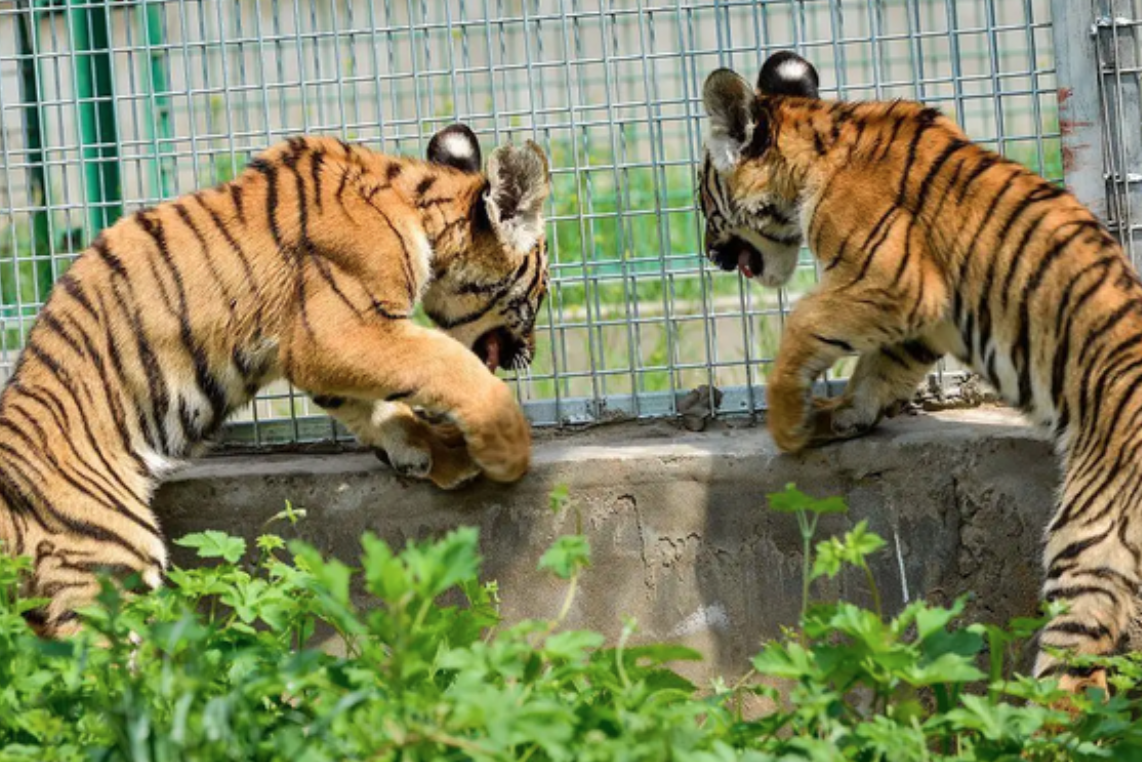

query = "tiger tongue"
[
  {"left": 481, "top": 331, "right": 502, "bottom": 373},
  {"left": 738, "top": 250, "right": 761, "bottom": 280}
]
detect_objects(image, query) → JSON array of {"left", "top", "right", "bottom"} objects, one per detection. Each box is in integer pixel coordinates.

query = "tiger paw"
[
  {"left": 809, "top": 397, "right": 880, "bottom": 445},
  {"left": 766, "top": 380, "right": 811, "bottom": 453},
  {"left": 1057, "top": 669, "right": 1109, "bottom": 698},
  {"left": 459, "top": 385, "right": 532, "bottom": 483},
  {"left": 375, "top": 418, "right": 481, "bottom": 490}
]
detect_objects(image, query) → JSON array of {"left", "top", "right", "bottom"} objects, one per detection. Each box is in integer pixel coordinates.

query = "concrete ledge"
[{"left": 155, "top": 407, "right": 1058, "bottom": 679}]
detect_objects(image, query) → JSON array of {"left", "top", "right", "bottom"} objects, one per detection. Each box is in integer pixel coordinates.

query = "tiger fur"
[
  {"left": 0, "top": 124, "right": 550, "bottom": 637},
  {"left": 699, "top": 51, "right": 1141, "bottom": 693}
]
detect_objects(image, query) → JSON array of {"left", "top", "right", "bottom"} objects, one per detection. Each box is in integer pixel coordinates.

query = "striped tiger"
[
  {"left": 699, "top": 51, "right": 1140, "bottom": 693},
  {"left": 0, "top": 123, "right": 551, "bottom": 637}
]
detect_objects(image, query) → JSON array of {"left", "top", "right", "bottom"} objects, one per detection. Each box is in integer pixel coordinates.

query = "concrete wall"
[{"left": 155, "top": 406, "right": 1063, "bottom": 681}]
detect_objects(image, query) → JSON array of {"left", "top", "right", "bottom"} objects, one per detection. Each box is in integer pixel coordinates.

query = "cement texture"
[{"left": 155, "top": 406, "right": 1063, "bottom": 680}]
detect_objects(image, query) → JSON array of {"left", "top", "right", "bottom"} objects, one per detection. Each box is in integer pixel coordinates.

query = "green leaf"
[
  {"left": 538, "top": 535, "right": 591, "bottom": 580},
  {"left": 548, "top": 483, "right": 571, "bottom": 514},
  {"left": 811, "top": 537, "right": 844, "bottom": 580},
  {"left": 173, "top": 531, "right": 247, "bottom": 564},
  {"left": 768, "top": 484, "right": 847, "bottom": 515},
  {"left": 544, "top": 630, "right": 604, "bottom": 661}
]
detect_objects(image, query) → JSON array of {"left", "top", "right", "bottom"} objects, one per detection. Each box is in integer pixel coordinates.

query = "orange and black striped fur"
[
  {"left": 700, "top": 52, "right": 1140, "bottom": 692},
  {"left": 0, "top": 124, "right": 551, "bottom": 636}
]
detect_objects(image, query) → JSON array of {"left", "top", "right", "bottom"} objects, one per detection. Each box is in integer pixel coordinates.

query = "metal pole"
[
  {"left": 1050, "top": 0, "right": 1109, "bottom": 221},
  {"left": 1094, "top": 0, "right": 1142, "bottom": 265},
  {"left": 15, "top": 3, "right": 53, "bottom": 304},
  {"left": 68, "top": 0, "right": 123, "bottom": 236},
  {"left": 140, "top": 0, "right": 174, "bottom": 200}
]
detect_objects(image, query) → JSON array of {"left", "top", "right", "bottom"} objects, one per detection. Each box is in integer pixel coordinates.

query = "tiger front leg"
[
  {"left": 292, "top": 320, "right": 531, "bottom": 485},
  {"left": 312, "top": 396, "right": 480, "bottom": 489},
  {"left": 808, "top": 338, "right": 942, "bottom": 446},
  {"left": 768, "top": 291, "right": 929, "bottom": 453}
]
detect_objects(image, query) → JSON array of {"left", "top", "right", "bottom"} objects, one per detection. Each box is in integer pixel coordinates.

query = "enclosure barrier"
[{"left": 0, "top": 0, "right": 1136, "bottom": 448}]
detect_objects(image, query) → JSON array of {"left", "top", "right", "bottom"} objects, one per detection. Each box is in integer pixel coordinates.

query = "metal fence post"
[
  {"left": 14, "top": 3, "right": 53, "bottom": 305},
  {"left": 1094, "top": 0, "right": 1142, "bottom": 264},
  {"left": 67, "top": 0, "right": 123, "bottom": 237},
  {"left": 1051, "top": 0, "right": 1110, "bottom": 220}
]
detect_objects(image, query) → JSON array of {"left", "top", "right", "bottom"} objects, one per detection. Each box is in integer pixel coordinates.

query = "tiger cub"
[
  {"left": 0, "top": 124, "right": 551, "bottom": 636},
  {"left": 699, "top": 51, "right": 1140, "bottom": 692}
]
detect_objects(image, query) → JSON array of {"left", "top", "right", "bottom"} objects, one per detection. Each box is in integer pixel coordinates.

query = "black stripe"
[
  {"left": 1011, "top": 222, "right": 1096, "bottom": 407},
  {"left": 901, "top": 339, "right": 940, "bottom": 366},
  {"left": 18, "top": 335, "right": 147, "bottom": 495},
  {"left": 137, "top": 214, "right": 230, "bottom": 443},
  {"left": 92, "top": 235, "right": 127, "bottom": 278},
  {"left": 1046, "top": 524, "right": 1114, "bottom": 566},
  {"left": 11, "top": 381, "right": 144, "bottom": 512},
  {"left": 192, "top": 192, "right": 258, "bottom": 289},
  {"left": 880, "top": 347, "right": 910, "bottom": 368},
  {"left": 37, "top": 310, "right": 85, "bottom": 359},
  {"left": 1071, "top": 297, "right": 1142, "bottom": 444},
  {"left": 955, "top": 154, "right": 1002, "bottom": 205},
  {"left": 0, "top": 415, "right": 157, "bottom": 540},
  {"left": 229, "top": 183, "right": 245, "bottom": 225},
  {"left": 372, "top": 300, "right": 411, "bottom": 320},
  {"left": 172, "top": 202, "right": 238, "bottom": 310},
  {"left": 56, "top": 308, "right": 149, "bottom": 476},
  {"left": 0, "top": 443, "right": 158, "bottom": 566},
  {"left": 910, "top": 138, "right": 969, "bottom": 215},
  {"left": 1041, "top": 620, "right": 1113, "bottom": 641},
  {"left": 310, "top": 149, "right": 324, "bottom": 212},
  {"left": 285, "top": 158, "right": 363, "bottom": 319},
  {"left": 895, "top": 110, "right": 942, "bottom": 207},
  {"left": 1044, "top": 585, "right": 1120, "bottom": 605},
  {"left": 812, "top": 334, "right": 854, "bottom": 353},
  {"left": 335, "top": 166, "right": 353, "bottom": 210},
  {"left": 927, "top": 155, "right": 968, "bottom": 223},
  {"left": 416, "top": 176, "right": 436, "bottom": 197},
  {"left": 1050, "top": 257, "right": 1116, "bottom": 415},
  {"left": 250, "top": 158, "right": 282, "bottom": 247},
  {"left": 363, "top": 197, "right": 419, "bottom": 303}
]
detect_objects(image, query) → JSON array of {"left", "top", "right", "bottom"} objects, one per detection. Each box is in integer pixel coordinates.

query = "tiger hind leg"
[
  {"left": 22, "top": 540, "right": 163, "bottom": 638},
  {"left": 1035, "top": 502, "right": 1141, "bottom": 694}
]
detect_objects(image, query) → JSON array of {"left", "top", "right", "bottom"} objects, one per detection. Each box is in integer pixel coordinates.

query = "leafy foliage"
[{"left": 1, "top": 487, "right": 1141, "bottom": 761}]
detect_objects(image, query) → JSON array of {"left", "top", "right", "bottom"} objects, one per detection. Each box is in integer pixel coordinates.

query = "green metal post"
[
  {"left": 68, "top": 0, "right": 123, "bottom": 236},
  {"left": 15, "top": 3, "right": 54, "bottom": 307},
  {"left": 140, "top": 0, "right": 174, "bottom": 199}
]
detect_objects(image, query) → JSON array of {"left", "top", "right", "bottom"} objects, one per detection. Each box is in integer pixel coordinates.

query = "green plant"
[{"left": 1, "top": 485, "right": 1140, "bottom": 761}]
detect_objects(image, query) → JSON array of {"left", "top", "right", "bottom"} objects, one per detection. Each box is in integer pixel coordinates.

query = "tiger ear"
[
  {"left": 427, "top": 124, "right": 482, "bottom": 173},
  {"left": 484, "top": 141, "right": 551, "bottom": 254},
  {"left": 702, "top": 68, "right": 759, "bottom": 172},
  {"left": 757, "top": 51, "right": 820, "bottom": 99}
]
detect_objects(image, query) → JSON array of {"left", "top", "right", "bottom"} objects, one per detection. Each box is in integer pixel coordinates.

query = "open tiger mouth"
[
  {"left": 710, "top": 235, "right": 763, "bottom": 279},
  {"left": 473, "top": 327, "right": 526, "bottom": 373}
]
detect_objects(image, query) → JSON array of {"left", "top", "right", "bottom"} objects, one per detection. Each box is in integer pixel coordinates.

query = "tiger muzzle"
[{"left": 708, "top": 235, "right": 764, "bottom": 279}]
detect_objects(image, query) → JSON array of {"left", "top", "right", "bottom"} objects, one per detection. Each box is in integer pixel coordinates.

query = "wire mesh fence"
[
  {"left": 1094, "top": 0, "right": 1142, "bottom": 265},
  {"left": 0, "top": 0, "right": 1126, "bottom": 448}
]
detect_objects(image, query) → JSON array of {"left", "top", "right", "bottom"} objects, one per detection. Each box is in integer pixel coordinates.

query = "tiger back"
[
  {"left": 699, "top": 52, "right": 1142, "bottom": 693},
  {"left": 0, "top": 124, "right": 551, "bottom": 637}
]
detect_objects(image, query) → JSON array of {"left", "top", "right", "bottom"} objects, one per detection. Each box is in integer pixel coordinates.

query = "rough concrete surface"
[{"left": 155, "top": 406, "right": 1062, "bottom": 682}]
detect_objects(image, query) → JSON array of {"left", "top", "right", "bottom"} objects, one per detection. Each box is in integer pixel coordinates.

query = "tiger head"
[
  {"left": 697, "top": 52, "right": 820, "bottom": 287},
  {"left": 420, "top": 125, "right": 551, "bottom": 374}
]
